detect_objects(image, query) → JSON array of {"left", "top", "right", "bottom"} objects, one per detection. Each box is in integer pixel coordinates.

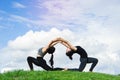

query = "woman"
[
  {"left": 58, "top": 37, "right": 98, "bottom": 72},
  {"left": 27, "top": 38, "right": 60, "bottom": 71}
]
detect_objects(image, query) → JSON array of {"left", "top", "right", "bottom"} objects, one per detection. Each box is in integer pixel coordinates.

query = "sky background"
[{"left": 0, "top": 0, "right": 120, "bottom": 74}]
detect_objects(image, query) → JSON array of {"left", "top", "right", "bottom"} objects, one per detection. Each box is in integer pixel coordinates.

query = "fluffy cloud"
[
  {"left": 0, "top": 27, "right": 120, "bottom": 74},
  {"left": 0, "top": 28, "right": 74, "bottom": 72}
]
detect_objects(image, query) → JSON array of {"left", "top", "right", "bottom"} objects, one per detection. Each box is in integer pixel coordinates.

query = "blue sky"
[
  {"left": 0, "top": 0, "right": 49, "bottom": 48},
  {"left": 0, "top": 0, "right": 29, "bottom": 48},
  {"left": 0, "top": 0, "right": 120, "bottom": 74}
]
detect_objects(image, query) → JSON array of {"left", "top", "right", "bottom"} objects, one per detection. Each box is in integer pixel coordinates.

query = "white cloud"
[
  {"left": 0, "top": 27, "right": 120, "bottom": 74},
  {"left": 12, "top": 2, "right": 26, "bottom": 8},
  {"left": 5, "top": 0, "right": 120, "bottom": 32},
  {"left": 35, "top": 0, "right": 120, "bottom": 30}
]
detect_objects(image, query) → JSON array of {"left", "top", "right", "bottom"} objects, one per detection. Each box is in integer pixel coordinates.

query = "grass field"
[{"left": 0, "top": 70, "right": 120, "bottom": 80}]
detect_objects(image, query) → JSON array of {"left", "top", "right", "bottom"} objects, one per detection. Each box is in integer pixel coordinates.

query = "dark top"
[{"left": 73, "top": 46, "right": 88, "bottom": 58}]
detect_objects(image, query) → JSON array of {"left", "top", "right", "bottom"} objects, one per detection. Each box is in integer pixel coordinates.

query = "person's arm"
[
  {"left": 50, "top": 41, "right": 60, "bottom": 47},
  {"left": 59, "top": 38, "right": 77, "bottom": 51},
  {"left": 47, "top": 38, "right": 62, "bottom": 47},
  {"left": 42, "top": 38, "right": 60, "bottom": 53},
  {"left": 60, "top": 42, "right": 71, "bottom": 48}
]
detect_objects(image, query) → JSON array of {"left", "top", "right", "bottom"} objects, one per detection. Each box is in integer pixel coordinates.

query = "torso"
[
  {"left": 37, "top": 47, "right": 46, "bottom": 57},
  {"left": 74, "top": 46, "right": 88, "bottom": 58}
]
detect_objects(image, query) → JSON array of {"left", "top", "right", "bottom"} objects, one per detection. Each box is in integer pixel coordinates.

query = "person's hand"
[
  {"left": 57, "top": 37, "right": 61, "bottom": 39},
  {"left": 61, "top": 38, "right": 68, "bottom": 43},
  {"left": 56, "top": 37, "right": 62, "bottom": 41},
  {"left": 66, "top": 48, "right": 71, "bottom": 52},
  {"left": 58, "top": 40, "right": 62, "bottom": 43},
  {"left": 52, "top": 37, "right": 61, "bottom": 42}
]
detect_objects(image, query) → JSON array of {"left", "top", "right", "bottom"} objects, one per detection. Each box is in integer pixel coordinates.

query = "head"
[
  {"left": 47, "top": 46, "right": 55, "bottom": 54},
  {"left": 66, "top": 48, "right": 73, "bottom": 60}
]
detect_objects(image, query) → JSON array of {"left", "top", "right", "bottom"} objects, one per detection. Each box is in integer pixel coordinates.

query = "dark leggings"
[
  {"left": 79, "top": 57, "right": 98, "bottom": 71},
  {"left": 68, "top": 57, "right": 98, "bottom": 72},
  {"left": 27, "top": 56, "right": 52, "bottom": 71}
]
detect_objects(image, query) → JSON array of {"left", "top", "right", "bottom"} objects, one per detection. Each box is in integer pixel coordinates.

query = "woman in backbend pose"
[
  {"left": 27, "top": 38, "right": 60, "bottom": 71},
  {"left": 58, "top": 37, "right": 98, "bottom": 72}
]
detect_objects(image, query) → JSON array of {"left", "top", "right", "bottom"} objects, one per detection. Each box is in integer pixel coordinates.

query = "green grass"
[{"left": 0, "top": 70, "right": 120, "bottom": 80}]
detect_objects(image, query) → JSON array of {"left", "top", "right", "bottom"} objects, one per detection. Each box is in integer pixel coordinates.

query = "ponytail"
[{"left": 49, "top": 54, "right": 54, "bottom": 69}]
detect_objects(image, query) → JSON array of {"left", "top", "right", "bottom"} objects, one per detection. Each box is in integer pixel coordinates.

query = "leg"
[
  {"left": 79, "top": 58, "right": 87, "bottom": 71},
  {"left": 37, "top": 57, "right": 52, "bottom": 71},
  {"left": 87, "top": 57, "right": 98, "bottom": 72},
  {"left": 27, "top": 56, "right": 52, "bottom": 71},
  {"left": 27, "top": 56, "right": 40, "bottom": 70}
]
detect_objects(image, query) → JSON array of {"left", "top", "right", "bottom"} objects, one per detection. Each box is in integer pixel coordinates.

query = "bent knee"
[
  {"left": 95, "top": 58, "right": 98, "bottom": 63},
  {"left": 27, "top": 56, "right": 32, "bottom": 61}
]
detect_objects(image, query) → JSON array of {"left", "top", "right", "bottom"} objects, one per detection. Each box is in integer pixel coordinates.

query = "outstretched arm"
[
  {"left": 42, "top": 38, "right": 60, "bottom": 53},
  {"left": 59, "top": 38, "right": 77, "bottom": 51}
]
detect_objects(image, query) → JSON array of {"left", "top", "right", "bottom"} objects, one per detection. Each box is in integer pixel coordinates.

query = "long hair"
[
  {"left": 47, "top": 46, "right": 55, "bottom": 69},
  {"left": 49, "top": 54, "right": 54, "bottom": 69}
]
